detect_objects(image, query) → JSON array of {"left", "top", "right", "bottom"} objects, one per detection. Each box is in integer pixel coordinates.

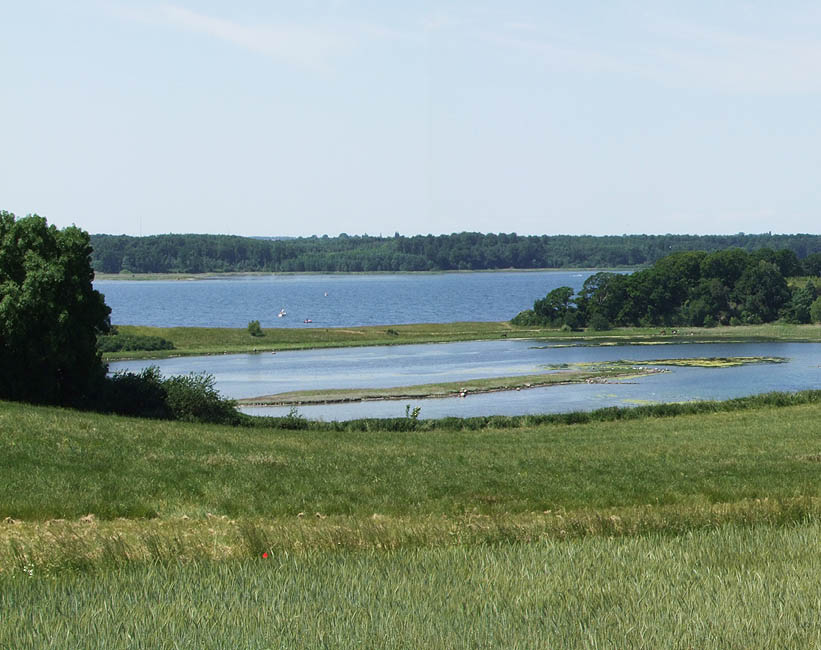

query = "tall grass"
[
  {"left": 4, "top": 522, "right": 821, "bottom": 648},
  {"left": 3, "top": 498, "right": 821, "bottom": 575}
]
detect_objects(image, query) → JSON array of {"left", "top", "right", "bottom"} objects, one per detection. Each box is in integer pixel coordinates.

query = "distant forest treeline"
[{"left": 90, "top": 232, "right": 821, "bottom": 274}]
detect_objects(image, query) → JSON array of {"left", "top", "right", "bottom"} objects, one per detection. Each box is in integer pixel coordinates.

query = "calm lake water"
[
  {"left": 95, "top": 270, "right": 611, "bottom": 328},
  {"left": 110, "top": 341, "right": 821, "bottom": 421}
]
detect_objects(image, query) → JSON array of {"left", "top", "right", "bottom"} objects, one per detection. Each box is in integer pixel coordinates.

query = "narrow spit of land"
[
  {"left": 238, "top": 366, "right": 660, "bottom": 407},
  {"left": 103, "top": 322, "right": 821, "bottom": 361},
  {"left": 237, "top": 356, "right": 784, "bottom": 406}
]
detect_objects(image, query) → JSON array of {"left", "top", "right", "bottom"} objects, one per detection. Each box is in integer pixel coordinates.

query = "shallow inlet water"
[
  {"left": 109, "top": 341, "right": 821, "bottom": 420},
  {"left": 94, "top": 270, "right": 613, "bottom": 328}
]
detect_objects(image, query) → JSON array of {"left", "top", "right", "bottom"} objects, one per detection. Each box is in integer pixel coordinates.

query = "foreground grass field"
[
  {"left": 104, "top": 321, "right": 821, "bottom": 359},
  {"left": 4, "top": 396, "right": 821, "bottom": 647},
  {"left": 5, "top": 524, "right": 821, "bottom": 649}
]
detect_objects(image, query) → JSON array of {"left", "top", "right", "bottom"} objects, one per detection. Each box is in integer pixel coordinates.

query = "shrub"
[
  {"left": 163, "top": 373, "right": 241, "bottom": 425},
  {"left": 97, "top": 367, "right": 240, "bottom": 425},
  {"left": 510, "top": 309, "right": 543, "bottom": 326},
  {"left": 588, "top": 313, "right": 611, "bottom": 331},
  {"left": 247, "top": 320, "right": 264, "bottom": 337},
  {"left": 811, "top": 297, "right": 821, "bottom": 324},
  {"left": 97, "top": 334, "right": 175, "bottom": 353},
  {"left": 98, "top": 367, "right": 170, "bottom": 419}
]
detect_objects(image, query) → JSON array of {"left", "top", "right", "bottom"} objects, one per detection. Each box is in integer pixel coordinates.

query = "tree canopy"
[
  {"left": 89, "top": 232, "right": 821, "bottom": 274},
  {"left": 0, "top": 212, "right": 110, "bottom": 405},
  {"left": 513, "top": 248, "right": 820, "bottom": 329}
]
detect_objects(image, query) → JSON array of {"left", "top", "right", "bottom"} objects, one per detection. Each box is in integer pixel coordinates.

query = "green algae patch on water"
[
  {"left": 637, "top": 356, "right": 788, "bottom": 368},
  {"left": 566, "top": 356, "right": 788, "bottom": 370}
]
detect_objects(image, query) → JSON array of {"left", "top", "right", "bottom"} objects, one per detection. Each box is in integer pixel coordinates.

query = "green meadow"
[
  {"left": 103, "top": 321, "right": 821, "bottom": 360},
  {"left": 3, "top": 395, "right": 821, "bottom": 647}
]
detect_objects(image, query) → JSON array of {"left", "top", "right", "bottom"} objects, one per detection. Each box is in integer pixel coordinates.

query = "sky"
[{"left": 2, "top": 1, "right": 820, "bottom": 237}]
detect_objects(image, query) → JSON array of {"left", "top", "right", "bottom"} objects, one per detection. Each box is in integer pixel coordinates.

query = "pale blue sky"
[{"left": 2, "top": 1, "right": 820, "bottom": 236}]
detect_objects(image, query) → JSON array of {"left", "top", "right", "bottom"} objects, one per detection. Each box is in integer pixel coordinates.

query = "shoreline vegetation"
[{"left": 102, "top": 322, "right": 821, "bottom": 361}]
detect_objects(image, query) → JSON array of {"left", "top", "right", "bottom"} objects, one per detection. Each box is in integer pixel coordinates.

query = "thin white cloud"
[
  {"left": 487, "top": 12, "right": 821, "bottom": 95},
  {"left": 158, "top": 5, "right": 344, "bottom": 68},
  {"left": 644, "top": 18, "right": 821, "bottom": 94},
  {"left": 111, "top": 3, "right": 418, "bottom": 68}
]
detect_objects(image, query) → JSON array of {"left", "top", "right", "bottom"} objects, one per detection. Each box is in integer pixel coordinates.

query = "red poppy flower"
[{"left": 262, "top": 552, "right": 269, "bottom": 559}]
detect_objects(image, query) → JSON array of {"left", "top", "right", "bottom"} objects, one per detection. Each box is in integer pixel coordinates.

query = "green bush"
[
  {"left": 810, "top": 297, "right": 821, "bottom": 324},
  {"left": 163, "top": 372, "right": 241, "bottom": 425},
  {"left": 97, "top": 334, "right": 175, "bottom": 353},
  {"left": 510, "top": 309, "right": 543, "bottom": 326},
  {"left": 99, "top": 367, "right": 170, "bottom": 419},
  {"left": 247, "top": 320, "right": 264, "bottom": 337},
  {"left": 588, "top": 313, "right": 611, "bottom": 331},
  {"left": 97, "top": 367, "right": 239, "bottom": 425}
]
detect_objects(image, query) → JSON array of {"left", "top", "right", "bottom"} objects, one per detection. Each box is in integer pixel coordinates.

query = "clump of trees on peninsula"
[
  {"left": 90, "top": 232, "right": 821, "bottom": 274},
  {"left": 513, "top": 248, "right": 821, "bottom": 329}
]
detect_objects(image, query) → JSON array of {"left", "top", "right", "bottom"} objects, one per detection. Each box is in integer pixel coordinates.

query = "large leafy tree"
[
  {"left": 0, "top": 212, "right": 110, "bottom": 405},
  {"left": 533, "top": 286, "right": 575, "bottom": 326},
  {"left": 732, "top": 260, "right": 790, "bottom": 323}
]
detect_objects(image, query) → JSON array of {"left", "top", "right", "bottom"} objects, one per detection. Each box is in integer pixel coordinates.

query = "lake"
[
  {"left": 94, "top": 270, "right": 614, "bottom": 328},
  {"left": 110, "top": 341, "right": 821, "bottom": 420}
]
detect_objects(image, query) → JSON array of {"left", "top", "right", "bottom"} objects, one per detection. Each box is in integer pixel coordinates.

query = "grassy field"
[
  {"left": 5, "top": 524, "right": 821, "bottom": 649},
  {"left": 4, "top": 397, "right": 821, "bottom": 647},
  {"left": 5, "top": 397, "right": 821, "bottom": 522},
  {"left": 104, "top": 321, "right": 821, "bottom": 360}
]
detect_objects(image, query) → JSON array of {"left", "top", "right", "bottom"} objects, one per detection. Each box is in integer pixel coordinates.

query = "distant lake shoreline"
[{"left": 94, "top": 267, "right": 634, "bottom": 282}]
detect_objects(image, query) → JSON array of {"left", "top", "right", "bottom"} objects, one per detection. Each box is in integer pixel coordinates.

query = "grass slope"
[
  {"left": 3, "top": 398, "right": 821, "bottom": 524},
  {"left": 5, "top": 397, "right": 821, "bottom": 647}
]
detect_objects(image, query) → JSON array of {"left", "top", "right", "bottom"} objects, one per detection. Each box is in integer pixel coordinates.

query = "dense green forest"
[
  {"left": 90, "top": 232, "right": 821, "bottom": 274},
  {"left": 513, "top": 248, "right": 821, "bottom": 329}
]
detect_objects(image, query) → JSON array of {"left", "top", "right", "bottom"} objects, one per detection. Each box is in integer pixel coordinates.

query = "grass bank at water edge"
[{"left": 103, "top": 321, "right": 821, "bottom": 359}]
